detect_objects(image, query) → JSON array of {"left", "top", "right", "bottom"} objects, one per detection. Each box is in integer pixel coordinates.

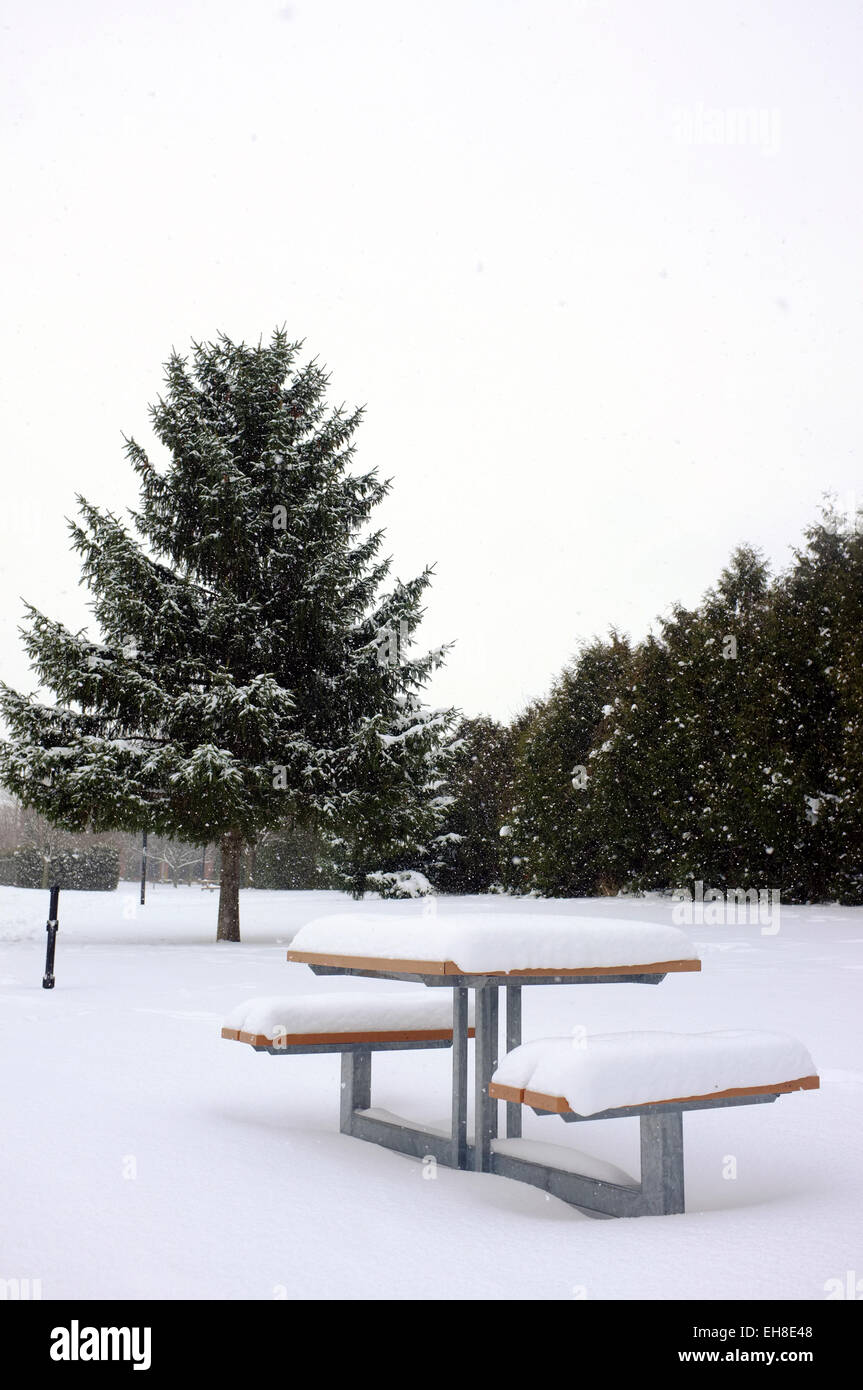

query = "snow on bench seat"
[
  {"left": 287, "top": 912, "right": 700, "bottom": 977},
  {"left": 222, "top": 991, "right": 476, "bottom": 1048},
  {"left": 489, "top": 1031, "right": 819, "bottom": 1117}
]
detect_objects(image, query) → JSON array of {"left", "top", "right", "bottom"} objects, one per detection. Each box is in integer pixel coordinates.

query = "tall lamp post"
[{"left": 140, "top": 830, "right": 148, "bottom": 906}]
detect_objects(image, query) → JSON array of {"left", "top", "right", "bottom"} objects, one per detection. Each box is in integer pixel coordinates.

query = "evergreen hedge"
[{"left": 0, "top": 845, "right": 120, "bottom": 891}]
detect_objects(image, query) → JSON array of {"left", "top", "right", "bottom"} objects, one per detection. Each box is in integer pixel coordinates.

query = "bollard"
[{"left": 43, "top": 884, "right": 60, "bottom": 989}]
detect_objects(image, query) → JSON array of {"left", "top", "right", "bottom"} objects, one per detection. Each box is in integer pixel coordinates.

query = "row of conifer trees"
[{"left": 431, "top": 507, "right": 863, "bottom": 905}]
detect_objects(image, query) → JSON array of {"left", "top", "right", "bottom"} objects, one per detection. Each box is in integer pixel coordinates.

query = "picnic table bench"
[
  {"left": 489, "top": 1030, "right": 818, "bottom": 1216},
  {"left": 222, "top": 912, "right": 818, "bottom": 1218},
  {"left": 223, "top": 991, "right": 475, "bottom": 1050}
]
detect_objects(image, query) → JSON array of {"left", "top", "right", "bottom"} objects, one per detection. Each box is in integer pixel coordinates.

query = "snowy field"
[{"left": 1, "top": 884, "right": 861, "bottom": 1301}]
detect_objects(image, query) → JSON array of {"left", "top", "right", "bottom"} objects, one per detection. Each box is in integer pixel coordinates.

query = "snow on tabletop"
[
  {"left": 289, "top": 912, "right": 698, "bottom": 973},
  {"left": 224, "top": 990, "right": 475, "bottom": 1040},
  {"left": 492, "top": 1030, "right": 818, "bottom": 1116}
]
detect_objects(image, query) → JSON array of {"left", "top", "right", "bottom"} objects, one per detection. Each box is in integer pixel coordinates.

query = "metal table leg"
[
  {"left": 474, "top": 986, "right": 499, "bottom": 1171},
  {"left": 639, "top": 1111, "right": 685, "bottom": 1215},
  {"left": 451, "top": 987, "right": 469, "bottom": 1169},
  {"left": 505, "top": 984, "right": 522, "bottom": 1138},
  {"left": 340, "top": 1049, "right": 371, "bottom": 1131}
]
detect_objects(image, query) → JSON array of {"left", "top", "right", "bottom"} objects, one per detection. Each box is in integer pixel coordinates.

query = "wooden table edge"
[
  {"left": 488, "top": 1073, "right": 820, "bottom": 1113},
  {"left": 222, "top": 1025, "right": 476, "bottom": 1047},
  {"left": 286, "top": 950, "right": 701, "bottom": 978}
]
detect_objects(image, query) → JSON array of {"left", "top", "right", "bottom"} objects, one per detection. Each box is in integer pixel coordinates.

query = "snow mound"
[
  {"left": 492, "top": 1030, "right": 818, "bottom": 1117},
  {"left": 224, "top": 990, "right": 475, "bottom": 1040},
  {"left": 366, "top": 871, "right": 432, "bottom": 899},
  {"left": 492, "top": 1137, "right": 637, "bottom": 1189}
]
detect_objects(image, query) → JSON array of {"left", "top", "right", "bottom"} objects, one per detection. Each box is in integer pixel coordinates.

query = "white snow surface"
[
  {"left": 492, "top": 1030, "right": 817, "bottom": 1116},
  {"left": 1, "top": 884, "right": 861, "bottom": 1300},
  {"left": 492, "top": 1136, "right": 637, "bottom": 1188},
  {"left": 225, "top": 990, "right": 474, "bottom": 1039},
  {"left": 290, "top": 911, "right": 698, "bottom": 972}
]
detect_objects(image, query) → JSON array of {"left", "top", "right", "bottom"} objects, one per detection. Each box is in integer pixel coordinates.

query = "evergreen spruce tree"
[
  {"left": 830, "top": 513, "right": 863, "bottom": 902},
  {"left": 431, "top": 716, "right": 516, "bottom": 894},
  {"left": 587, "top": 549, "right": 786, "bottom": 895},
  {"left": 582, "top": 632, "right": 686, "bottom": 892},
  {"left": 771, "top": 505, "right": 863, "bottom": 901},
  {"left": 326, "top": 696, "right": 456, "bottom": 898},
  {"left": 0, "top": 331, "right": 451, "bottom": 938},
  {"left": 681, "top": 546, "right": 796, "bottom": 893},
  {"left": 507, "top": 635, "right": 632, "bottom": 895},
  {"left": 657, "top": 547, "right": 780, "bottom": 891}
]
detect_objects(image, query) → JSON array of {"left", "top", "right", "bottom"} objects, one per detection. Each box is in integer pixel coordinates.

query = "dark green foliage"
[
  {"left": 0, "top": 845, "right": 119, "bottom": 891},
  {"left": 506, "top": 514, "right": 863, "bottom": 905},
  {"left": 575, "top": 633, "right": 684, "bottom": 893},
  {"left": 430, "top": 716, "right": 517, "bottom": 894},
  {"left": 587, "top": 549, "right": 780, "bottom": 893},
  {"left": 506, "top": 635, "right": 634, "bottom": 895},
  {"left": 252, "top": 822, "right": 338, "bottom": 890},
  {"left": 327, "top": 707, "right": 455, "bottom": 898},
  {"left": 769, "top": 508, "right": 863, "bottom": 902}
]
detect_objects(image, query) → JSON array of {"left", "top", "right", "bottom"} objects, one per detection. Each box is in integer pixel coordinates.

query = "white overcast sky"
[{"left": 2, "top": 0, "right": 861, "bottom": 722}]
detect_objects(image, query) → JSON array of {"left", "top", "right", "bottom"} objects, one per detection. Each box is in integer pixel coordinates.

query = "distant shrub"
[
  {"left": 366, "top": 870, "right": 432, "bottom": 899},
  {"left": 0, "top": 846, "right": 120, "bottom": 891},
  {"left": 252, "top": 828, "right": 338, "bottom": 890}
]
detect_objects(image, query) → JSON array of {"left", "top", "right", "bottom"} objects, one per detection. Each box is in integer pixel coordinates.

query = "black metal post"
[
  {"left": 42, "top": 884, "right": 59, "bottom": 989},
  {"left": 140, "top": 830, "right": 147, "bottom": 906}
]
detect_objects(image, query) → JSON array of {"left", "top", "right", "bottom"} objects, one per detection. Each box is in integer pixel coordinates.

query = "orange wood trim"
[
  {"left": 222, "top": 1025, "right": 475, "bottom": 1047},
  {"left": 518, "top": 1073, "right": 820, "bottom": 1115},
  {"left": 522, "top": 1089, "right": 573, "bottom": 1113},
  {"left": 286, "top": 950, "right": 452, "bottom": 975},
  {"left": 286, "top": 950, "right": 701, "bottom": 978},
  {"left": 487, "top": 1081, "right": 526, "bottom": 1105}
]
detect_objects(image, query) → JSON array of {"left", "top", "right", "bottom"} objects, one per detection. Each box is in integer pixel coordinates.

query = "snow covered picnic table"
[
  {"left": 223, "top": 911, "right": 819, "bottom": 1218},
  {"left": 282, "top": 912, "right": 708, "bottom": 1202}
]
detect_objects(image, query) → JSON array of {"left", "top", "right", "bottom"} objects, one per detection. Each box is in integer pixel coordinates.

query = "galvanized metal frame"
[
  {"left": 474, "top": 986, "right": 499, "bottom": 1171},
  {"left": 280, "top": 964, "right": 785, "bottom": 1218},
  {"left": 309, "top": 965, "right": 667, "bottom": 988},
  {"left": 337, "top": 985, "right": 477, "bottom": 1169},
  {"left": 252, "top": 1038, "right": 455, "bottom": 1056},
  {"left": 451, "top": 987, "right": 469, "bottom": 1167},
  {"left": 505, "top": 985, "right": 522, "bottom": 1140},
  {"left": 496, "top": 1092, "right": 779, "bottom": 1217},
  {"left": 544, "top": 1092, "right": 779, "bottom": 1123}
]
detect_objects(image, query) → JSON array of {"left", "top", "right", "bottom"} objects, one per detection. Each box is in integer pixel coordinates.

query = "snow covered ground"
[{"left": 1, "top": 884, "right": 861, "bottom": 1301}]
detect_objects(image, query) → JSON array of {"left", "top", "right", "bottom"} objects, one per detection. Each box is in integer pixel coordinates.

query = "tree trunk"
[
  {"left": 217, "top": 829, "right": 243, "bottom": 941},
  {"left": 350, "top": 857, "right": 367, "bottom": 901}
]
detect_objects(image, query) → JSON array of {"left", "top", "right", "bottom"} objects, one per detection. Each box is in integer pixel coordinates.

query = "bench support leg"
[
  {"left": 338, "top": 1017, "right": 473, "bottom": 1172},
  {"left": 340, "top": 1049, "right": 371, "bottom": 1133},
  {"left": 474, "top": 986, "right": 499, "bottom": 1172},
  {"left": 505, "top": 985, "right": 522, "bottom": 1139},
  {"left": 639, "top": 1111, "right": 685, "bottom": 1215},
  {"left": 451, "top": 988, "right": 469, "bottom": 1169}
]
